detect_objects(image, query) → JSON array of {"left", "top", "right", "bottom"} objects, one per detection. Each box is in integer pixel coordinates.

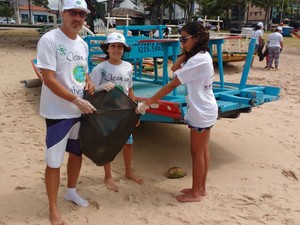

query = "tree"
[
  {"left": 33, "top": 0, "right": 50, "bottom": 9},
  {"left": 141, "top": 0, "right": 187, "bottom": 24},
  {"left": 198, "top": 0, "right": 234, "bottom": 29},
  {"left": 164, "top": 0, "right": 186, "bottom": 23},
  {"left": 142, "top": 0, "right": 164, "bottom": 24},
  {"left": 184, "top": 0, "right": 196, "bottom": 22},
  {"left": 0, "top": 2, "right": 13, "bottom": 20}
]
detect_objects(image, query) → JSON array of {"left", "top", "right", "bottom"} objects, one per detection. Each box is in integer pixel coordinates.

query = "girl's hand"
[
  {"left": 136, "top": 102, "right": 149, "bottom": 114},
  {"left": 136, "top": 119, "right": 140, "bottom": 127}
]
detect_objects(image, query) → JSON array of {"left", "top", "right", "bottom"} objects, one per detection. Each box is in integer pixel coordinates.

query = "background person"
[
  {"left": 267, "top": 26, "right": 284, "bottom": 70},
  {"left": 36, "top": 0, "right": 96, "bottom": 224},
  {"left": 251, "top": 22, "right": 265, "bottom": 63}
]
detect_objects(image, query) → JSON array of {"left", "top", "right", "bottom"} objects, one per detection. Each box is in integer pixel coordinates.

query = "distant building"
[
  {"left": 244, "top": 5, "right": 272, "bottom": 28},
  {"left": 19, "top": 4, "right": 56, "bottom": 24},
  {"left": 246, "top": 6, "right": 265, "bottom": 23}
]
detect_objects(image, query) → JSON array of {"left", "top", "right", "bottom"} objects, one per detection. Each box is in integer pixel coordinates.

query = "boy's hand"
[{"left": 96, "top": 82, "right": 115, "bottom": 92}]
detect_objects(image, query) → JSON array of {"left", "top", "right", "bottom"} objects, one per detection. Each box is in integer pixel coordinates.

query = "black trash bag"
[{"left": 79, "top": 88, "right": 140, "bottom": 166}]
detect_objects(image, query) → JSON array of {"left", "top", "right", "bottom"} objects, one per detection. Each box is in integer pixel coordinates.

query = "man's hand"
[
  {"left": 72, "top": 97, "right": 96, "bottom": 114},
  {"left": 96, "top": 82, "right": 115, "bottom": 92},
  {"left": 136, "top": 102, "right": 149, "bottom": 114}
]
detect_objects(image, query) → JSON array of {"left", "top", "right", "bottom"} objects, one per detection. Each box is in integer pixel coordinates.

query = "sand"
[{"left": 0, "top": 28, "right": 299, "bottom": 225}]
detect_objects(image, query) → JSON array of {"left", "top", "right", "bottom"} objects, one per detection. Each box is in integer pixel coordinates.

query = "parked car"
[{"left": 0, "top": 19, "right": 16, "bottom": 24}]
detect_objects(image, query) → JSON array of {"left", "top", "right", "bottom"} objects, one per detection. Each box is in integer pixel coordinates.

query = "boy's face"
[{"left": 107, "top": 42, "right": 124, "bottom": 62}]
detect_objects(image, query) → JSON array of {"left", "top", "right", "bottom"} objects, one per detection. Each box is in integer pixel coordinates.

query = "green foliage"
[
  {"left": 141, "top": 0, "right": 300, "bottom": 26},
  {"left": 33, "top": 0, "right": 50, "bottom": 9},
  {"left": 37, "top": 25, "right": 53, "bottom": 35},
  {"left": 0, "top": 3, "right": 13, "bottom": 18}
]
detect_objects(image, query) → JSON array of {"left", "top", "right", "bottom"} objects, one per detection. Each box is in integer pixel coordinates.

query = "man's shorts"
[{"left": 45, "top": 118, "right": 81, "bottom": 168}]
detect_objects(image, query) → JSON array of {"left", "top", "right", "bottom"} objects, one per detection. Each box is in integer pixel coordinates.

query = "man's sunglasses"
[
  {"left": 179, "top": 35, "right": 193, "bottom": 43},
  {"left": 65, "top": 10, "right": 87, "bottom": 18}
]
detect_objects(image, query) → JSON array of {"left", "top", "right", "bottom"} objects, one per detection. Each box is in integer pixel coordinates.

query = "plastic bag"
[{"left": 79, "top": 88, "right": 140, "bottom": 166}]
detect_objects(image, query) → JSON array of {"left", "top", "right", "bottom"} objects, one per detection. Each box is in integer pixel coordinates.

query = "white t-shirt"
[
  {"left": 36, "top": 28, "right": 89, "bottom": 119},
  {"left": 165, "top": 27, "right": 172, "bottom": 36},
  {"left": 268, "top": 32, "right": 283, "bottom": 47},
  {"left": 251, "top": 29, "right": 263, "bottom": 45},
  {"left": 153, "top": 30, "right": 160, "bottom": 38},
  {"left": 175, "top": 52, "right": 218, "bottom": 128},
  {"left": 153, "top": 27, "right": 171, "bottom": 38},
  {"left": 90, "top": 60, "right": 133, "bottom": 95}
]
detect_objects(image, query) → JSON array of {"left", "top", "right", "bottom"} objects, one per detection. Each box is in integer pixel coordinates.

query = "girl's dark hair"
[
  {"left": 181, "top": 21, "right": 210, "bottom": 62},
  {"left": 100, "top": 43, "right": 132, "bottom": 60}
]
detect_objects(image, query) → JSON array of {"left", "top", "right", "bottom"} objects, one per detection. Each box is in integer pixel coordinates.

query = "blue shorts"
[
  {"left": 126, "top": 134, "right": 133, "bottom": 145},
  {"left": 45, "top": 118, "right": 82, "bottom": 168}
]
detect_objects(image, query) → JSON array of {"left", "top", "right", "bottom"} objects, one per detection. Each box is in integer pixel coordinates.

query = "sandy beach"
[{"left": 0, "top": 28, "right": 299, "bottom": 225}]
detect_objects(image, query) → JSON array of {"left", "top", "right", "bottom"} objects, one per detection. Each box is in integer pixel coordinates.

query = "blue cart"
[
  {"left": 282, "top": 26, "right": 294, "bottom": 37},
  {"left": 84, "top": 25, "right": 280, "bottom": 124}
]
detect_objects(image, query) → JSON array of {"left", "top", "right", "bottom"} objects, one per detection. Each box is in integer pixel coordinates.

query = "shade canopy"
[{"left": 112, "top": 0, "right": 145, "bottom": 17}]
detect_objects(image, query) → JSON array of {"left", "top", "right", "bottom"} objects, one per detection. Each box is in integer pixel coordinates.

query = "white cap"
[
  {"left": 62, "top": 0, "right": 90, "bottom": 14},
  {"left": 197, "top": 17, "right": 203, "bottom": 23},
  {"left": 105, "top": 32, "right": 129, "bottom": 47},
  {"left": 276, "top": 26, "right": 283, "bottom": 32},
  {"left": 257, "top": 22, "right": 263, "bottom": 27}
]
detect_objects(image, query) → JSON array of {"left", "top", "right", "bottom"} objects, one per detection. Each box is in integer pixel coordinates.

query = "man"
[{"left": 36, "top": 0, "right": 96, "bottom": 224}]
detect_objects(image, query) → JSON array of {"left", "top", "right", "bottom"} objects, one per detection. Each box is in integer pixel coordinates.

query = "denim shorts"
[{"left": 187, "top": 124, "right": 213, "bottom": 133}]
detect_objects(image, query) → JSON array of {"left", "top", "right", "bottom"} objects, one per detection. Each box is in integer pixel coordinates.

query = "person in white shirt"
[
  {"left": 267, "top": 26, "right": 284, "bottom": 70},
  {"left": 137, "top": 22, "right": 218, "bottom": 203},
  {"left": 36, "top": 0, "right": 96, "bottom": 224},
  {"left": 251, "top": 22, "right": 264, "bottom": 62},
  {"left": 153, "top": 24, "right": 172, "bottom": 38},
  {"left": 90, "top": 32, "right": 143, "bottom": 192}
]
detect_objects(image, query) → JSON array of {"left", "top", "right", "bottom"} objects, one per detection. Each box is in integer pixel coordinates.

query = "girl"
[{"left": 137, "top": 22, "right": 218, "bottom": 202}]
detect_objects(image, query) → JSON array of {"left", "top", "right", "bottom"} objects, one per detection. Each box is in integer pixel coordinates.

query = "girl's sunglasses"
[
  {"left": 179, "top": 35, "right": 193, "bottom": 43},
  {"left": 65, "top": 10, "right": 87, "bottom": 18}
]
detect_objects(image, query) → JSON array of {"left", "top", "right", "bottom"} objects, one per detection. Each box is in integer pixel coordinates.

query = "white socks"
[{"left": 64, "top": 188, "right": 89, "bottom": 207}]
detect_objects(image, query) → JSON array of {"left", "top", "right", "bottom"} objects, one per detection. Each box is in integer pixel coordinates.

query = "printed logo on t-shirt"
[
  {"left": 76, "top": 0, "right": 83, "bottom": 5},
  {"left": 57, "top": 44, "right": 67, "bottom": 56},
  {"left": 100, "top": 67, "right": 130, "bottom": 89},
  {"left": 73, "top": 65, "right": 86, "bottom": 84}
]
